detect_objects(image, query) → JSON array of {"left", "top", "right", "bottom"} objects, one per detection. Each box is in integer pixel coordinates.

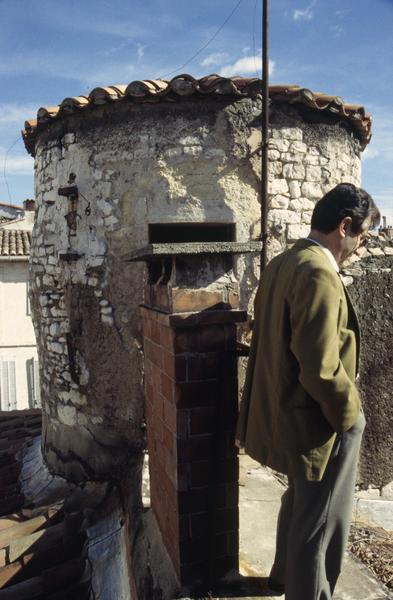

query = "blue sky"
[{"left": 0, "top": 0, "right": 392, "bottom": 223}]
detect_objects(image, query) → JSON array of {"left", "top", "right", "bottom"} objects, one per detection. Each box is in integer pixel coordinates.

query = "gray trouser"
[{"left": 269, "top": 411, "right": 366, "bottom": 600}]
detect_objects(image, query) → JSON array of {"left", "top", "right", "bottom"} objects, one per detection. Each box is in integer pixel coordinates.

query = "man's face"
[{"left": 341, "top": 216, "right": 372, "bottom": 262}]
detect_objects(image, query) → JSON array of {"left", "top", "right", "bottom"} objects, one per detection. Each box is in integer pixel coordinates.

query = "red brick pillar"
[{"left": 141, "top": 306, "right": 246, "bottom": 587}]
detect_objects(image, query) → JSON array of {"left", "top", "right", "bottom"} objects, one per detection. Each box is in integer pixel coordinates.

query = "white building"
[{"left": 0, "top": 203, "right": 40, "bottom": 410}]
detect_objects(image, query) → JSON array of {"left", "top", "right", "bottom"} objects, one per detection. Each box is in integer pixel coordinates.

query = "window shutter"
[
  {"left": 0, "top": 362, "right": 4, "bottom": 410},
  {"left": 0, "top": 361, "right": 16, "bottom": 411},
  {"left": 1, "top": 362, "right": 9, "bottom": 411},
  {"left": 27, "top": 358, "right": 34, "bottom": 408},
  {"left": 8, "top": 362, "right": 16, "bottom": 410},
  {"left": 33, "top": 359, "right": 41, "bottom": 408},
  {"left": 26, "top": 281, "right": 31, "bottom": 315}
]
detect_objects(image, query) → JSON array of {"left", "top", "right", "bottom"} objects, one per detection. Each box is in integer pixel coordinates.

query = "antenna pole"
[{"left": 261, "top": 0, "right": 269, "bottom": 271}]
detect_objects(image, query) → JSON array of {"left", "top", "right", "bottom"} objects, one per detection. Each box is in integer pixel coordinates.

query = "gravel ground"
[{"left": 349, "top": 522, "right": 393, "bottom": 591}]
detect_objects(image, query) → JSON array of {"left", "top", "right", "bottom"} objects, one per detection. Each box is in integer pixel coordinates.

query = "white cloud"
[
  {"left": 375, "top": 194, "right": 393, "bottom": 225},
  {"left": 367, "top": 109, "right": 393, "bottom": 163},
  {"left": 137, "top": 43, "right": 146, "bottom": 60},
  {"left": 219, "top": 55, "right": 274, "bottom": 78},
  {"left": 101, "top": 39, "right": 135, "bottom": 57},
  {"left": 293, "top": 1, "right": 316, "bottom": 22},
  {"left": 201, "top": 52, "right": 228, "bottom": 67},
  {"left": 0, "top": 104, "right": 39, "bottom": 125},
  {"left": 362, "top": 147, "right": 380, "bottom": 161},
  {"left": 0, "top": 149, "right": 33, "bottom": 176},
  {"left": 330, "top": 25, "right": 344, "bottom": 37}
]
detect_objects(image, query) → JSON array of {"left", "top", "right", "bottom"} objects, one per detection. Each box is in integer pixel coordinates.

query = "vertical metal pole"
[{"left": 261, "top": 0, "right": 269, "bottom": 271}]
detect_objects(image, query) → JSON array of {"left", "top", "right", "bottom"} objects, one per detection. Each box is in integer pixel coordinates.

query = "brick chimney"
[
  {"left": 126, "top": 224, "right": 261, "bottom": 591},
  {"left": 23, "top": 198, "right": 36, "bottom": 211}
]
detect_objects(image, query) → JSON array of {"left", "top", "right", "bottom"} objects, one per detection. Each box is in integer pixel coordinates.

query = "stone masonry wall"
[
  {"left": 266, "top": 103, "right": 361, "bottom": 259},
  {"left": 342, "top": 232, "right": 393, "bottom": 492},
  {"left": 30, "top": 97, "right": 361, "bottom": 483},
  {"left": 29, "top": 96, "right": 366, "bottom": 598}
]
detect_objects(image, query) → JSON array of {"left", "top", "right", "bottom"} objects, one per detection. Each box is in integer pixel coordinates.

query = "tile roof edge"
[{"left": 21, "top": 77, "right": 372, "bottom": 156}]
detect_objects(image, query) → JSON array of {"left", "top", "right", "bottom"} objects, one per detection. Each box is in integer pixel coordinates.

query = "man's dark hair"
[{"left": 311, "top": 183, "right": 380, "bottom": 234}]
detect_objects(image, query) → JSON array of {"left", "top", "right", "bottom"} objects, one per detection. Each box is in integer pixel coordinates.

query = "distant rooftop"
[{"left": 22, "top": 76, "right": 372, "bottom": 155}]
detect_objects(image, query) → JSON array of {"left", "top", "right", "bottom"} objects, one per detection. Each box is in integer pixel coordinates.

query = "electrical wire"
[
  {"left": 2, "top": 135, "right": 22, "bottom": 204},
  {"left": 158, "top": 0, "right": 246, "bottom": 80}
]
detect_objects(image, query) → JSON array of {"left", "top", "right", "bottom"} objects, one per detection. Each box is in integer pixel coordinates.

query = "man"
[{"left": 236, "top": 183, "right": 380, "bottom": 600}]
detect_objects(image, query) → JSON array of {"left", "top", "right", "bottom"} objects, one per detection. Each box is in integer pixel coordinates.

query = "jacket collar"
[
  {"left": 292, "top": 238, "right": 339, "bottom": 274},
  {"left": 292, "top": 239, "right": 360, "bottom": 372}
]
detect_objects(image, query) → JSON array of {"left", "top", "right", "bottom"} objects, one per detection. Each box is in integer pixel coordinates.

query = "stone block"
[
  {"left": 270, "top": 179, "right": 289, "bottom": 195},
  {"left": 268, "top": 149, "right": 280, "bottom": 161},
  {"left": 247, "top": 129, "right": 262, "bottom": 153},
  {"left": 289, "top": 180, "right": 301, "bottom": 198},
  {"left": 269, "top": 162, "right": 283, "bottom": 177},
  {"left": 183, "top": 146, "right": 202, "bottom": 156},
  {"left": 205, "top": 148, "right": 226, "bottom": 159},
  {"left": 61, "top": 133, "right": 76, "bottom": 146},
  {"left": 104, "top": 215, "right": 119, "bottom": 229},
  {"left": 368, "top": 247, "right": 385, "bottom": 257},
  {"left": 306, "top": 166, "right": 322, "bottom": 181},
  {"left": 101, "top": 315, "right": 114, "bottom": 326},
  {"left": 290, "top": 141, "right": 307, "bottom": 153},
  {"left": 57, "top": 404, "right": 77, "bottom": 426},
  {"left": 354, "top": 497, "right": 393, "bottom": 531},
  {"left": 274, "top": 127, "right": 303, "bottom": 141},
  {"left": 179, "top": 136, "right": 201, "bottom": 146},
  {"left": 381, "top": 481, "right": 393, "bottom": 499},
  {"left": 49, "top": 323, "right": 60, "bottom": 336},
  {"left": 287, "top": 224, "right": 310, "bottom": 241},
  {"left": 270, "top": 195, "right": 289, "bottom": 209},
  {"left": 268, "top": 209, "right": 301, "bottom": 225},
  {"left": 282, "top": 163, "right": 305, "bottom": 180},
  {"left": 301, "top": 198, "right": 316, "bottom": 210},
  {"left": 301, "top": 182, "right": 322, "bottom": 199},
  {"left": 304, "top": 155, "right": 320, "bottom": 165},
  {"left": 269, "top": 139, "right": 290, "bottom": 153},
  {"left": 281, "top": 152, "right": 303, "bottom": 163},
  {"left": 97, "top": 199, "right": 113, "bottom": 217}
]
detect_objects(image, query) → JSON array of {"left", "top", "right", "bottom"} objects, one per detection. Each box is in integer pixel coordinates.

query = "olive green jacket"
[{"left": 236, "top": 239, "right": 361, "bottom": 481}]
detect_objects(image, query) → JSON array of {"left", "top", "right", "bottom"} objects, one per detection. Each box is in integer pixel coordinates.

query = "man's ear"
[{"left": 339, "top": 216, "right": 352, "bottom": 238}]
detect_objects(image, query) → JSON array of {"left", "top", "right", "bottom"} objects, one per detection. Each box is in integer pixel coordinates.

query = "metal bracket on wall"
[
  {"left": 58, "top": 252, "right": 84, "bottom": 262},
  {"left": 58, "top": 185, "right": 78, "bottom": 198},
  {"left": 58, "top": 186, "right": 79, "bottom": 235}
]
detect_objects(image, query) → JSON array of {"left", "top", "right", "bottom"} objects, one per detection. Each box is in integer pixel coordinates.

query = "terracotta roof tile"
[
  {"left": 0, "top": 230, "right": 31, "bottom": 258},
  {"left": 22, "top": 75, "right": 372, "bottom": 155}
]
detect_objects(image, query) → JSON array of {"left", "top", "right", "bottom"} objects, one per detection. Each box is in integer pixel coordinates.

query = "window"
[
  {"left": 26, "top": 280, "right": 31, "bottom": 316},
  {"left": 27, "top": 358, "right": 41, "bottom": 408},
  {"left": 0, "top": 360, "right": 17, "bottom": 411}
]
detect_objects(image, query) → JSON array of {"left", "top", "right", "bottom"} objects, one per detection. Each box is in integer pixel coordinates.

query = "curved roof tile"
[
  {"left": 22, "top": 76, "right": 372, "bottom": 155},
  {"left": 0, "top": 229, "right": 31, "bottom": 257}
]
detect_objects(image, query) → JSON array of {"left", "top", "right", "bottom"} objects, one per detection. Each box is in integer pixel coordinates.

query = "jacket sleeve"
[{"left": 289, "top": 266, "right": 360, "bottom": 433}]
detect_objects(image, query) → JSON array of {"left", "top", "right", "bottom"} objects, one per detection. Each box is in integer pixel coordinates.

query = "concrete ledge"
[
  {"left": 139, "top": 305, "right": 248, "bottom": 328},
  {"left": 354, "top": 496, "right": 393, "bottom": 531}
]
